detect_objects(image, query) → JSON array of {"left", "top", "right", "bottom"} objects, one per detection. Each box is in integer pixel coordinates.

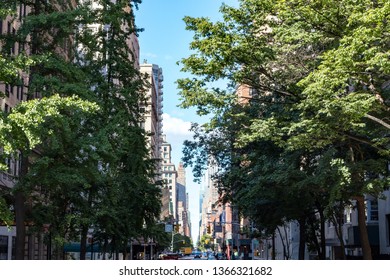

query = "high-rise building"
[
  {"left": 177, "top": 162, "right": 186, "bottom": 186},
  {"left": 176, "top": 162, "right": 191, "bottom": 237},
  {"left": 139, "top": 63, "right": 164, "bottom": 167},
  {"left": 160, "top": 135, "right": 177, "bottom": 221}
]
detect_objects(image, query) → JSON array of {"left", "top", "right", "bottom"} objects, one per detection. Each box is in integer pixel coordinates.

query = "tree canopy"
[
  {"left": 0, "top": 0, "right": 163, "bottom": 259},
  {"left": 178, "top": 0, "right": 389, "bottom": 260}
]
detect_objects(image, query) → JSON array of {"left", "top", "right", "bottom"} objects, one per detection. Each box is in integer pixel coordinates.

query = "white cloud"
[
  {"left": 162, "top": 113, "right": 192, "bottom": 137},
  {"left": 162, "top": 113, "right": 194, "bottom": 167}
]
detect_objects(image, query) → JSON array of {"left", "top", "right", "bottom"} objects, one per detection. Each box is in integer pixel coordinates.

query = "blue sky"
[{"left": 134, "top": 0, "right": 238, "bottom": 243}]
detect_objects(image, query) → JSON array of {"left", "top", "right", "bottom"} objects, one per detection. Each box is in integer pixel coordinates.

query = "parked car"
[{"left": 161, "top": 253, "right": 179, "bottom": 260}]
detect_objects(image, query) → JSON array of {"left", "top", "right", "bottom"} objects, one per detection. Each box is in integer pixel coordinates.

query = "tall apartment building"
[
  {"left": 176, "top": 162, "right": 191, "bottom": 237},
  {"left": 160, "top": 135, "right": 178, "bottom": 221},
  {"left": 139, "top": 63, "right": 164, "bottom": 166}
]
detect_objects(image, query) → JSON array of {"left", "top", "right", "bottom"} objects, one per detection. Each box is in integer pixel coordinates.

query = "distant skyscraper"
[
  {"left": 176, "top": 162, "right": 191, "bottom": 237},
  {"left": 160, "top": 135, "right": 177, "bottom": 221},
  {"left": 177, "top": 162, "right": 186, "bottom": 186}
]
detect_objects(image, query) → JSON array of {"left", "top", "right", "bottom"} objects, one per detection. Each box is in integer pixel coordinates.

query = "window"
[
  {"left": 0, "top": 235, "right": 8, "bottom": 260},
  {"left": 20, "top": 78, "right": 24, "bottom": 100},
  {"left": 5, "top": 84, "right": 10, "bottom": 97},
  {"left": 345, "top": 206, "right": 352, "bottom": 223},
  {"left": 370, "top": 200, "right": 379, "bottom": 221},
  {"left": 13, "top": 156, "right": 18, "bottom": 176},
  {"left": 19, "top": 4, "right": 23, "bottom": 20},
  {"left": 365, "top": 200, "right": 379, "bottom": 222},
  {"left": 16, "top": 84, "right": 20, "bottom": 100},
  {"left": 5, "top": 158, "right": 11, "bottom": 174}
]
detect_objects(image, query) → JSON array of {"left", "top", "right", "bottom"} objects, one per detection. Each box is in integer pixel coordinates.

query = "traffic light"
[
  {"left": 182, "top": 240, "right": 185, "bottom": 244},
  {"left": 207, "top": 225, "right": 211, "bottom": 234}
]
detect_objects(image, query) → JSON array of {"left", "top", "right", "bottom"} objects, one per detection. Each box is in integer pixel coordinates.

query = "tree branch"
[{"left": 364, "top": 114, "right": 390, "bottom": 130}]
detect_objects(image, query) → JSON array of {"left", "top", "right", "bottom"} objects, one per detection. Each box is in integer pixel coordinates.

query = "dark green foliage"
[{"left": 0, "top": 0, "right": 162, "bottom": 259}]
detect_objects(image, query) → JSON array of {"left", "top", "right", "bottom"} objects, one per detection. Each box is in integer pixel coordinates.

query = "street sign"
[{"left": 165, "top": 224, "right": 173, "bottom": 233}]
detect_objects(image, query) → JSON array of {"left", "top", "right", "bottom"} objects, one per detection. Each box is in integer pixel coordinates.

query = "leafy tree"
[
  {"left": 1, "top": 0, "right": 162, "bottom": 260},
  {"left": 73, "top": 0, "right": 161, "bottom": 259},
  {"left": 172, "top": 233, "right": 192, "bottom": 253},
  {"left": 197, "top": 234, "right": 213, "bottom": 251},
  {"left": 0, "top": 95, "right": 99, "bottom": 257},
  {"left": 178, "top": 0, "right": 389, "bottom": 260}
]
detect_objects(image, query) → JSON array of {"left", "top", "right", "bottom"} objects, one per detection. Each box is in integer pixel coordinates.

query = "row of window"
[
  {"left": 329, "top": 200, "right": 379, "bottom": 227},
  {"left": 0, "top": 20, "right": 27, "bottom": 56},
  {"left": 4, "top": 154, "right": 21, "bottom": 177},
  {"left": 162, "top": 166, "right": 174, "bottom": 171},
  {"left": 4, "top": 82, "right": 25, "bottom": 101},
  {"left": 0, "top": 3, "right": 28, "bottom": 31}
]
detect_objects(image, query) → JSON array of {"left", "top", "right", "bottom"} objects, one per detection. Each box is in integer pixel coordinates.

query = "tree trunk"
[
  {"left": 333, "top": 209, "right": 347, "bottom": 260},
  {"left": 14, "top": 190, "right": 26, "bottom": 260},
  {"left": 123, "top": 247, "right": 128, "bottom": 260},
  {"left": 277, "top": 226, "right": 289, "bottom": 259},
  {"left": 271, "top": 231, "right": 276, "bottom": 260},
  {"left": 349, "top": 145, "right": 372, "bottom": 260},
  {"left": 318, "top": 206, "right": 326, "bottom": 260},
  {"left": 15, "top": 154, "right": 29, "bottom": 260},
  {"left": 79, "top": 225, "right": 88, "bottom": 260},
  {"left": 355, "top": 195, "right": 372, "bottom": 260},
  {"left": 339, "top": 225, "right": 347, "bottom": 260},
  {"left": 298, "top": 218, "right": 306, "bottom": 260}
]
